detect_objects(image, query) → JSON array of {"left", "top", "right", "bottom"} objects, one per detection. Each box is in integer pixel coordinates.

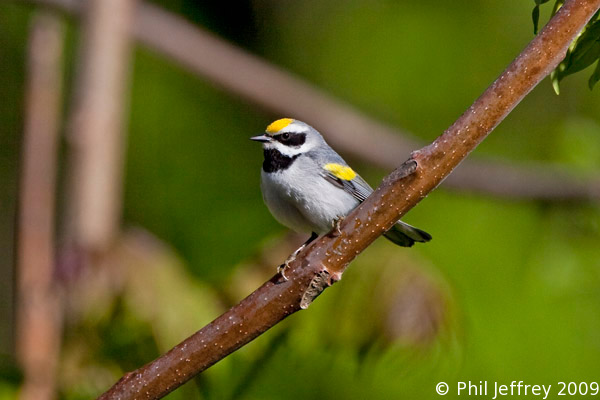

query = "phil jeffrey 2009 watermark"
[{"left": 435, "top": 381, "right": 600, "bottom": 398}]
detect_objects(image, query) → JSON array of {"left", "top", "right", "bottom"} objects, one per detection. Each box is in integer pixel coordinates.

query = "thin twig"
[
  {"left": 16, "top": 11, "right": 65, "bottom": 400},
  {"left": 18, "top": 0, "right": 600, "bottom": 201},
  {"left": 96, "top": 0, "right": 600, "bottom": 399}
]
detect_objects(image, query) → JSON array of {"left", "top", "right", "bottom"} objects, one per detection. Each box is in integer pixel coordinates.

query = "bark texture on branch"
[
  {"left": 21, "top": 0, "right": 600, "bottom": 201},
  {"left": 95, "top": 0, "right": 600, "bottom": 399},
  {"left": 16, "top": 11, "right": 64, "bottom": 400}
]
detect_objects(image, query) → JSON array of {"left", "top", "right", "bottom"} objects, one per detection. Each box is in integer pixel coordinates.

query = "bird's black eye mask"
[{"left": 273, "top": 132, "right": 306, "bottom": 147}]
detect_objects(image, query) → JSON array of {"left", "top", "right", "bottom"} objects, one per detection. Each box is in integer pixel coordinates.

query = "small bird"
[{"left": 251, "top": 118, "right": 431, "bottom": 274}]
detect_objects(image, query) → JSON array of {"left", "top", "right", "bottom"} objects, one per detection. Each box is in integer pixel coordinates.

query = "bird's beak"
[{"left": 250, "top": 134, "right": 271, "bottom": 143}]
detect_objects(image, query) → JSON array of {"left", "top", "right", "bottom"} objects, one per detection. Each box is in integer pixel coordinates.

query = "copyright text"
[{"left": 435, "top": 381, "right": 600, "bottom": 399}]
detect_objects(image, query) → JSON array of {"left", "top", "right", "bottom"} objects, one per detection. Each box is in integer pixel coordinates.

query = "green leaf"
[
  {"left": 532, "top": 6, "right": 541, "bottom": 35},
  {"left": 563, "top": 21, "right": 600, "bottom": 75},
  {"left": 588, "top": 60, "right": 600, "bottom": 89},
  {"left": 550, "top": 0, "right": 565, "bottom": 18},
  {"left": 551, "top": 19, "right": 600, "bottom": 92},
  {"left": 532, "top": 0, "right": 552, "bottom": 34},
  {"left": 551, "top": 69, "right": 561, "bottom": 95}
]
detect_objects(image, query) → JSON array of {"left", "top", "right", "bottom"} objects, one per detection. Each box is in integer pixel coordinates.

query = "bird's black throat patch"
[{"left": 263, "top": 149, "right": 299, "bottom": 173}]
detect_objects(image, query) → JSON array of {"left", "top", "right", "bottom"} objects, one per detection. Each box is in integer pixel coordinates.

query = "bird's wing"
[{"left": 321, "top": 163, "right": 373, "bottom": 203}]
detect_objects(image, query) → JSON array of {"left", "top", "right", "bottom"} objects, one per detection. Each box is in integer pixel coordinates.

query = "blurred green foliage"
[
  {"left": 1, "top": 1, "right": 600, "bottom": 399},
  {"left": 0, "top": 3, "right": 27, "bottom": 361},
  {"left": 126, "top": 48, "right": 276, "bottom": 282}
]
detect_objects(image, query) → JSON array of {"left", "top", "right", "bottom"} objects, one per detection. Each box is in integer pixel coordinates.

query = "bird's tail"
[{"left": 383, "top": 220, "right": 432, "bottom": 247}]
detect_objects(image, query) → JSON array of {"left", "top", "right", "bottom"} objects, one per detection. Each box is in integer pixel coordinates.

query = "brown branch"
[
  {"left": 96, "top": 0, "right": 600, "bottom": 399},
  {"left": 62, "top": 0, "right": 137, "bottom": 259},
  {"left": 16, "top": 11, "right": 65, "bottom": 400},
  {"left": 19, "top": 0, "right": 600, "bottom": 201}
]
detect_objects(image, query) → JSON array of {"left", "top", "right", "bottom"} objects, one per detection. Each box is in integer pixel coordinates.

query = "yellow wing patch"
[
  {"left": 266, "top": 118, "right": 293, "bottom": 134},
  {"left": 324, "top": 163, "right": 356, "bottom": 181}
]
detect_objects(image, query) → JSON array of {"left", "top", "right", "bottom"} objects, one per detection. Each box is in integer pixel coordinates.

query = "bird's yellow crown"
[{"left": 266, "top": 118, "right": 294, "bottom": 134}]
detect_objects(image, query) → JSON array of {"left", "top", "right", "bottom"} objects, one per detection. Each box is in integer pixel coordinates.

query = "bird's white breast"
[{"left": 261, "top": 158, "right": 359, "bottom": 234}]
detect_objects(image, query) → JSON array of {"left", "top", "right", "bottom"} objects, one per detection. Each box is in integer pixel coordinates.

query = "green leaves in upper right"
[
  {"left": 532, "top": 1, "right": 600, "bottom": 93},
  {"left": 553, "top": 16, "right": 600, "bottom": 93},
  {"left": 531, "top": 0, "right": 553, "bottom": 35}
]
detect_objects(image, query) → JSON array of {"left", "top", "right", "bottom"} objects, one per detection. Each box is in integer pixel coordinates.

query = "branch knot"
[{"left": 300, "top": 269, "right": 332, "bottom": 309}]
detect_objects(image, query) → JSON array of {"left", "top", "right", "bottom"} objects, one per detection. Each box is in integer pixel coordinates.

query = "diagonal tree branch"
[
  {"left": 95, "top": 0, "right": 600, "bottom": 399},
  {"left": 19, "top": 0, "right": 600, "bottom": 201}
]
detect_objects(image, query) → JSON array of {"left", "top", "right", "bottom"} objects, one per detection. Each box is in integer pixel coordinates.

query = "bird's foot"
[
  {"left": 277, "top": 232, "right": 319, "bottom": 281},
  {"left": 331, "top": 216, "right": 344, "bottom": 237},
  {"left": 277, "top": 254, "right": 296, "bottom": 281}
]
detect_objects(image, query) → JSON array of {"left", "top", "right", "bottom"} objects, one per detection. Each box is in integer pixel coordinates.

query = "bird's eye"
[{"left": 281, "top": 132, "right": 290, "bottom": 140}]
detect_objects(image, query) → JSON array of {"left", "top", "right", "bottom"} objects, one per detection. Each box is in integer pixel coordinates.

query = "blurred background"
[{"left": 1, "top": 0, "right": 600, "bottom": 399}]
